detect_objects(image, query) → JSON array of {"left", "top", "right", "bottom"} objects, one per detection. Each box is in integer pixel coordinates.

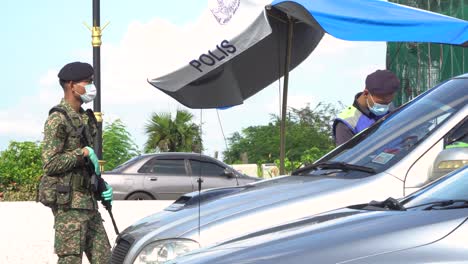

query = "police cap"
[
  {"left": 58, "top": 62, "right": 94, "bottom": 82},
  {"left": 365, "top": 70, "right": 400, "bottom": 95}
]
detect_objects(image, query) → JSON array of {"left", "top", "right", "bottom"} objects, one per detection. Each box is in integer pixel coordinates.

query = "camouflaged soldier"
[{"left": 41, "top": 61, "right": 113, "bottom": 264}]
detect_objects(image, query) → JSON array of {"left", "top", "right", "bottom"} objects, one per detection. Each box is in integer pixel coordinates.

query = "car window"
[
  {"left": 445, "top": 118, "right": 468, "bottom": 148},
  {"left": 190, "top": 160, "right": 225, "bottom": 176},
  {"left": 110, "top": 155, "right": 146, "bottom": 172},
  {"left": 314, "top": 78, "right": 468, "bottom": 177},
  {"left": 401, "top": 167, "right": 468, "bottom": 207},
  {"left": 138, "top": 159, "right": 186, "bottom": 175}
]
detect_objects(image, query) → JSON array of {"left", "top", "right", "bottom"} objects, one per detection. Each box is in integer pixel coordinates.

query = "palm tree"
[{"left": 144, "top": 109, "right": 202, "bottom": 153}]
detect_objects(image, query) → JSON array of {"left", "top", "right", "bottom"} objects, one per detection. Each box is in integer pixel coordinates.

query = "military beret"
[
  {"left": 365, "top": 70, "right": 400, "bottom": 95},
  {"left": 58, "top": 62, "right": 94, "bottom": 81}
]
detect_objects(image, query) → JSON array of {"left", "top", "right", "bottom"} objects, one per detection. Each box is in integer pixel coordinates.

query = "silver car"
[
  {"left": 102, "top": 152, "right": 259, "bottom": 200},
  {"left": 110, "top": 75, "right": 468, "bottom": 264},
  {"left": 168, "top": 166, "right": 468, "bottom": 264}
]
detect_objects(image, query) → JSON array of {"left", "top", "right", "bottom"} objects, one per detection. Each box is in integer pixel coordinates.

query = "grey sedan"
[
  {"left": 169, "top": 166, "right": 468, "bottom": 264},
  {"left": 102, "top": 152, "right": 259, "bottom": 200}
]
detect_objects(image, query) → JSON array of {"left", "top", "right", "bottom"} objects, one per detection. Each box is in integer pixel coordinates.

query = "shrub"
[
  {"left": 0, "top": 141, "right": 43, "bottom": 200},
  {"left": 2, "top": 183, "right": 38, "bottom": 201}
]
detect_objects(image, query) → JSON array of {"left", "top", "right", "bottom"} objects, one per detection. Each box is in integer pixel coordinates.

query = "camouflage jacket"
[{"left": 42, "top": 99, "right": 98, "bottom": 210}]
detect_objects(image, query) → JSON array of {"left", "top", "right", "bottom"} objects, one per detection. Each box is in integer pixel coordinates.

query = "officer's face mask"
[
  {"left": 74, "top": 83, "right": 97, "bottom": 103},
  {"left": 367, "top": 93, "right": 390, "bottom": 116}
]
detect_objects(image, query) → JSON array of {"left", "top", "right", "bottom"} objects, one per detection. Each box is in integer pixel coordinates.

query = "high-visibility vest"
[{"left": 332, "top": 105, "right": 379, "bottom": 138}]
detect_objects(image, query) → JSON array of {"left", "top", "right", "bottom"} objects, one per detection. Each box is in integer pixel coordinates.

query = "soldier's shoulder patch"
[
  {"left": 48, "top": 111, "right": 65, "bottom": 121},
  {"left": 45, "top": 112, "right": 68, "bottom": 140}
]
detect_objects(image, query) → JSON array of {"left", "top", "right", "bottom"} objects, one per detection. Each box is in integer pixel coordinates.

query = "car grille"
[{"left": 110, "top": 237, "right": 132, "bottom": 264}]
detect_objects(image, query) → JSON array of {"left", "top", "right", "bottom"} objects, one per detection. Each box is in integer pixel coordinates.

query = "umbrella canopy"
[{"left": 148, "top": 0, "right": 468, "bottom": 109}]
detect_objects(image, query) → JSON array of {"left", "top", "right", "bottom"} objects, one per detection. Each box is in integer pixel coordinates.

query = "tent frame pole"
[{"left": 280, "top": 16, "right": 293, "bottom": 175}]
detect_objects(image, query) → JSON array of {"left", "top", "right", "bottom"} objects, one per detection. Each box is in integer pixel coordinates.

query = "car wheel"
[{"left": 127, "top": 192, "right": 154, "bottom": 200}]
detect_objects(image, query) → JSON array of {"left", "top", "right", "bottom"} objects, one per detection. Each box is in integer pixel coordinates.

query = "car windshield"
[
  {"left": 310, "top": 78, "right": 467, "bottom": 177},
  {"left": 401, "top": 166, "right": 468, "bottom": 208}
]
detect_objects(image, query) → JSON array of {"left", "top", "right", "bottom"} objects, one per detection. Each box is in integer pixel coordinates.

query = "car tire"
[{"left": 127, "top": 192, "right": 154, "bottom": 200}]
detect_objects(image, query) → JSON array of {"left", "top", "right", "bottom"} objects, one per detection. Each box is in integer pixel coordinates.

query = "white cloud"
[
  {"left": 314, "top": 34, "right": 359, "bottom": 55},
  {"left": 264, "top": 94, "right": 315, "bottom": 115},
  {"left": 39, "top": 70, "right": 58, "bottom": 87},
  {"left": 0, "top": 66, "right": 63, "bottom": 139},
  {"left": 288, "top": 95, "right": 316, "bottom": 109},
  {"left": 0, "top": 118, "right": 42, "bottom": 137}
]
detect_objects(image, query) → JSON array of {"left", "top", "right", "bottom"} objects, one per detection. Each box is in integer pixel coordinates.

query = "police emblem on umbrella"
[{"left": 209, "top": 0, "right": 241, "bottom": 25}]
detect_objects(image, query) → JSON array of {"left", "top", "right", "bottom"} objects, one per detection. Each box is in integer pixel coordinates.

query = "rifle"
[{"left": 85, "top": 158, "right": 120, "bottom": 235}]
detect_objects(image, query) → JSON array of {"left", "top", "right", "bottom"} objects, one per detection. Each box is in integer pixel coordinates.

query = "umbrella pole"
[{"left": 280, "top": 16, "right": 294, "bottom": 175}]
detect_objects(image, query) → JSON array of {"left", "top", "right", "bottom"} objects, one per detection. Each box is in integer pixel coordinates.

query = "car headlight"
[{"left": 134, "top": 239, "right": 200, "bottom": 264}]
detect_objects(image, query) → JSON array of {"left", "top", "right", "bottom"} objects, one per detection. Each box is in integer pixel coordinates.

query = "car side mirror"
[
  {"left": 429, "top": 145, "right": 468, "bottom": 182},
  {"left": 223, "top": 169, "right": 235, "bottom": 178}
]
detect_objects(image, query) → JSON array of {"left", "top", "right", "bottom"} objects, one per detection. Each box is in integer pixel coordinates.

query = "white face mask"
[
  {"left": 75, "top": 83, "right": 97, "bottom": 103},
  {"left": 367, "top": 94, "right": 390, "bottom": 116}
]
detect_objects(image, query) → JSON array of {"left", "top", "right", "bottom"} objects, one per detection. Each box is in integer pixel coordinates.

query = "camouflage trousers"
[{"left": 53, "top": 208, "right": 111, "bottom": 264}]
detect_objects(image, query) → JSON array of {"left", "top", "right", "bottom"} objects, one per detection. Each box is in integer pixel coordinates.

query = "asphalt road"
[{"left": 0, "top": 200, "right": 173, "bottom": 264}]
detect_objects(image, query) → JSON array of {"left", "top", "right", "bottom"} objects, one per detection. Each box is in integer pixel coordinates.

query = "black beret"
[
  {"left": 58, "top": 62, "right": 94, "bottom": 81},
  {"left": 365, "top": 70, "right": 400, "bottom": 95}
]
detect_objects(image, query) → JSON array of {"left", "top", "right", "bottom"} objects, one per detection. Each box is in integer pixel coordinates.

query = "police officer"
[
  {"left": 41, "top": 61, "right": 113, "bottom": 263},
  {"left": 333, "top": 70, "right": 400, "bottom": 145}
]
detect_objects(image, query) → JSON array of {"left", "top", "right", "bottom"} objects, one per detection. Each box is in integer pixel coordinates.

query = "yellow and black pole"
[
  {"left": 85, "top": 0, "right": 109, "bottom": 167},
  {"left": 92, "top": 0, "right": 103, "bottom": 160},
  {"left": 86, "top": 2, "right": 119, "bottom": 234}
]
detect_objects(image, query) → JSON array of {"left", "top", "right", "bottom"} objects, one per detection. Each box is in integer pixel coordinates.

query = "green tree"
[
  {"left": 223, "top": 120, "right": 280, "bottom": 165},
  {"left": 223, "top": 103, "right": 339, "bottom": 173},
  {"left": 103, "top": 119, "right": 141, "bottom": 171},
  {"left": 0, "top": 141, "right": 43, "bottom": 200},
  {"left": 144, "top": 109, "right": 202, "bottom": 153},
  {"left": 0, "top": 141, "right": 43, "bottom": 186},
  {"left": 290, "top": 102, "right": 342, "bottom": 135},
  {"left": 300, "top": 146, "right": 333, "bottom": 165}
]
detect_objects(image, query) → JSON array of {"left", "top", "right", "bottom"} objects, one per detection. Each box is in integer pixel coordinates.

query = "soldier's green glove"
[
  {"left": 85, "top": 146, "right": 101, "bottom": 175},
  {"left": 101, "top": 183, "right": 113, "bottom": 202}
]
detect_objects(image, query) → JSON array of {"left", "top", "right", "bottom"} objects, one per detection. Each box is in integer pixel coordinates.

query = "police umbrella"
[
  {"left": 148, "top": 0, "right": 468, "bottom": 173},
  {"left": 148, "top": 0, "right": 468, "bottom": 108}
]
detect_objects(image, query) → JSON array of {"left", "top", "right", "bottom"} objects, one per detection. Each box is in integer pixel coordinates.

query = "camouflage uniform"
[{"left": 42, "top": 99, "right": 110, "bottom": 264}]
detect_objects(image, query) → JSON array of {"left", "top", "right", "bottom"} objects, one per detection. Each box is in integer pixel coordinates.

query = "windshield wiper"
[
  {"left": 292, "top": 161, "right": 376, "bottom": 175},
  {"left": 415, "top": 200, "right": 468, "bottom": 210},
  {"left": 404, "top": 200, "right": 468, "bottom": 210}
]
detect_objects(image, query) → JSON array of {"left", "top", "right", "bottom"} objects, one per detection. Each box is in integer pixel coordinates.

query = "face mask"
[
  {"left": 367, "top": 94, "right": 390, "bottom": 116},
  {"left": 75, "top": 83, "right": 97, "bottom": 103}
]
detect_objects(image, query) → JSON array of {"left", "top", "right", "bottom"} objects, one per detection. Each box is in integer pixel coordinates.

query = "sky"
[{"left": 1, "top": 0, "right": 386, "bottom": 160}]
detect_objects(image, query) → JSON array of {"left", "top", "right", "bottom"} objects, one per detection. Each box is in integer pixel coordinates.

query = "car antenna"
[{"left": 197, "top": 108, "right": 204, "bottom": 241}]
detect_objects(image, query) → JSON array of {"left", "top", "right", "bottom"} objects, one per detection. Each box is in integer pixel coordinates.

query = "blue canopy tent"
[
  {"left": 148, "top": 0, "right": 468, "bottom": 173},
  {"left": 275, "top": 0, "right": 468, "bottom": 44}
]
